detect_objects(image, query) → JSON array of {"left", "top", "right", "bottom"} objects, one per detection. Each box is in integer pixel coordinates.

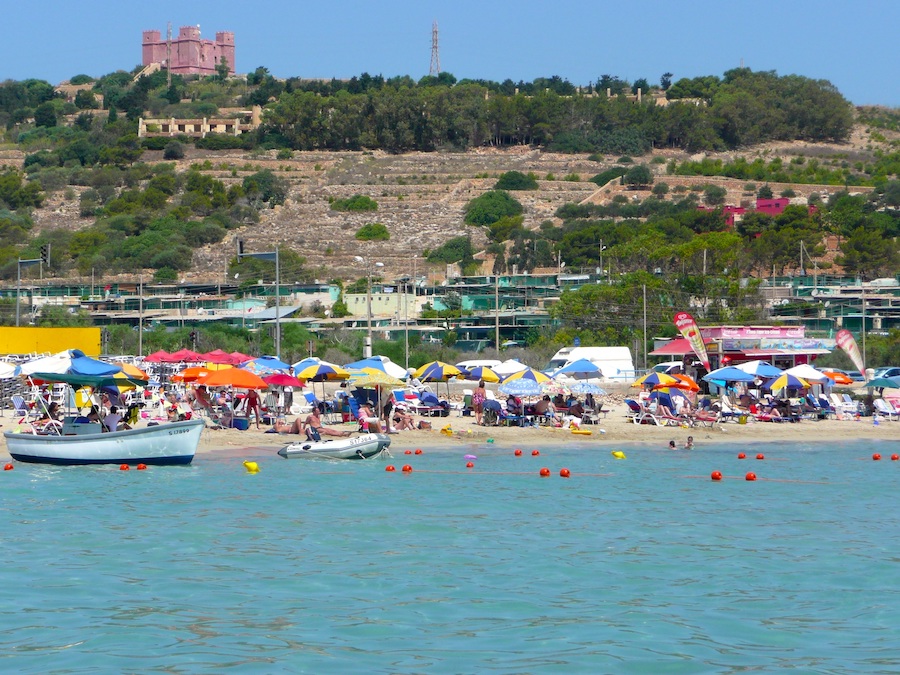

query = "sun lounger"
[{"left": 873, "top": 398, "right": 900, "bottom": 421}]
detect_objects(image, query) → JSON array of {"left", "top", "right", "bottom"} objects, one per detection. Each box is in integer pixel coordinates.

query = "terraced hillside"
[{"left": 178, "top": 147, "right": 603, "bottom": 283}]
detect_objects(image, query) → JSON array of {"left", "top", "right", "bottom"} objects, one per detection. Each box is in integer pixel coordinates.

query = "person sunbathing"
[
  {"left": 274, "top": 408, "right": 350, "bottom": 437},
  {"left": 392, "top": 404, "right": 416, "bottom": 431},
  {"left": 358, "top": 403, "right": 383, "bottom": 433}
]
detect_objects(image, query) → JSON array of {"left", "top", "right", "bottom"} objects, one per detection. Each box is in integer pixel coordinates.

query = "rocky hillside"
[{"left": 25, "top": 120, "right": 898, "bottom": 284}]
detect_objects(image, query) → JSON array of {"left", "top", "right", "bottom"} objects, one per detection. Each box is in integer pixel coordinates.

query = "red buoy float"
[
  {"left": 711, "top": 471, "right": 723, "bottom": 481},
  {"left": 385, "top": 465, "right": 396, "bottom": 472},
  {"left": 414, "top": 449, "right": 423, "bottom": 455},
  {"left": 539, "top": 467, "right": 550, "bottom": 477},
  {"left": 892, "top": 454, "right": 899, "bottom": 461},
  {"left": 404, "top": 450, "right": 412, "bottom": 455},
  {"left": 136, "top": 464, "right": 147, "bottom": 471},
  {"left": 466, "top": 462, "right": 474, "bottom": 468},
  {"left": 3, "top": 463, "right": 13, "bottom": 471},
  {"left": 745, "top": 472, "right": 757, "bottom": 481},
  {"left": 559, "top": 468, "right": 571, "bottom": 478},
  {"left": 873, "top": 453, "right": 882, "bottom": 461},
  {"left": 120, "top": 464, "right": 130, "bottom": 471},
  {"left": 531, "top": 450, "right": 540, "bottom": 456},
  {"left": 514, "top": 449, "right": 522, "bottom": 456},
  {"left": 402, "top": 464, "right": 413, "bottom": 473},
  {"left": 737, "top": 453, "right": 746, "bottom": 459},
  {"left": 756, "top": 453, "right": 765, "bottom": 460}
]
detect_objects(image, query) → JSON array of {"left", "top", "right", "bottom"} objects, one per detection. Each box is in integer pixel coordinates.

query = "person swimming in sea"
[
  {"left": 684, "top": 436, "right": 694, "bottom": 449},
  {"left": 668, "top": 440, "right": 676, "bottom": 449}
]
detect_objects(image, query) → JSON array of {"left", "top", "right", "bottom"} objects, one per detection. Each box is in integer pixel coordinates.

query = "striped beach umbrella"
[
  {"left": 459, "top": 366, "right": 501, "bottom": 383},
  {"left": 502, "top": 367, "right": 550, "bottom": 384},
  {"left": 415, "top": 361, "right": 462, "bottom": 382}
]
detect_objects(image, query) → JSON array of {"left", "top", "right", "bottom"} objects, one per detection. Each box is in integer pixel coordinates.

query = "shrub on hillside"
[
  {"left": 463, "top": 190, "right": 523, "bottom": 226},
  {"left": 331, "top": 194, "right": 378, "bottom": 212},
  {"left": 589, "top": 166, "right": 628, "bottom": 186},
  {"left": 355, "top": 222, "right": 390, "bottom": 241},
  {"left": 494, "top": 171, "right": 538, "bottom": 190}
]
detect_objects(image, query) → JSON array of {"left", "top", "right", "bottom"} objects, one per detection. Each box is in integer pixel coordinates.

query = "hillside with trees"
[{"left": 0, "top": 64, "right": 897, "bottom": 290}]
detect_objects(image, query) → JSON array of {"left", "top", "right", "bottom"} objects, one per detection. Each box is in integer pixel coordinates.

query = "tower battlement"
[{"left": 141, "top": 25, "right": 235, "bottom": 76}]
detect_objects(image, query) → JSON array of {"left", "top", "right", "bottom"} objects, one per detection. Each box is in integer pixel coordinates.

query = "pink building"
[{"left": 142, "top": 26, "right": 235, "bottom": 76}]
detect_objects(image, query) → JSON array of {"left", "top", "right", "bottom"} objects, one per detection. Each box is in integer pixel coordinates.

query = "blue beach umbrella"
[
  {"left": 736, "top": 360, "right": 783, "bottom": 378},
  {"left": 498, "top": 378, "right": 542, "bottom": 397},
  {"left": 552, "top": 358, "right": 602, "bottom": 380},
  {"left": 240, "top": 356, "right": 290, "bottom": 375},
  {"left": 570, "top": 381, "right": 607, "bottom": 396},
  {"left": 703, "top": 366, "right": 757, "bottom": 386}
]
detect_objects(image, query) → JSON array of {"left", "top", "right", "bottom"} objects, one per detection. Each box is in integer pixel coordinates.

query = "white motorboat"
[
  {"left": 278, "top": 433, "right": 391, "bottom": 460},
  {"left": 4, "top": 419, "right": 205, "bottom": 466}
]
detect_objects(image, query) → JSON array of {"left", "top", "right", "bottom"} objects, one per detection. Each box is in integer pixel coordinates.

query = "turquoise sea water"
[{"left": 2, "top": 439, "right": 899, "bottom": 674}]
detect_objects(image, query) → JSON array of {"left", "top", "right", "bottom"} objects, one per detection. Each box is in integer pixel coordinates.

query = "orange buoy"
[
  {"left": 414, "top": 449, "right": 423, "bottom": 455},
  {"left": 539, "top": 467, "right": 550, "bottom": 477},
  {"left": 531, "top": 450, "right": 540, "bottom": 456},
  {"left": 873, "top": 453, "right": 882, "bottom": 461},
  {"left": 745, "top": 472, "right": 757, "bottom": 481},
  {"left": 466, "top": 462, "right": 474, "bottom": 468},
  {"left": 892, "top": 454, "right": 899, "bottom": 461},
  {"left": 136, "top": 464, "right": 147, "bottom": 471},
  {"left": 385, "top": 465, "right": 396, "bottom": 472},
  {"left": 559, "top": 468, "right": 571, "bottom": 478},
  {"left": 3, "top": 463, "right": 13, "bottom": 471},
  {"left": 737, "top": 453, "right": 746, "bottom": 459},
  {"left": 404, "top": 450, "right": 412, "bottom": 455},
  {"left": 120, "top": 464, "right": 130, "bottom": 471},
  {"left": 514, "top": 449, "right": 523, "bottom": 456},
  {"left": 402, "top": 464, "right": 413, "bottom": 473},
  {"left": 756, "top": 453, "right": 765, "bottom": 460},
  {"left": 711, "top": 471, "right": 723, "bottom": 481}
]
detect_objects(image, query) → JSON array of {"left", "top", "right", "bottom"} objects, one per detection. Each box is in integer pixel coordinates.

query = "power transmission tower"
[{"left": 429, "top": 21, "right": 441, "bottom": 76}]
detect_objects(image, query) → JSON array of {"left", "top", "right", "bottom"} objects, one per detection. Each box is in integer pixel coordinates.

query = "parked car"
[
  {"left": 827, "top": 367, "right": 865, "bottom": 382},
  {"left": 873, "top": 367, "right": 900, "bottom": 380}
]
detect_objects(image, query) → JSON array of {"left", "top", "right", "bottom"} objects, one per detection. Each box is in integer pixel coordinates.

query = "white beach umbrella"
[
  {"left": 18, "top": 351, "right": 73, "bottom": 376},
  {"left": 493, "top": 359, "right": 530, "bottom": 377},
  {"left": 784, "top": 364, "right": 830, "bottom": 383}
]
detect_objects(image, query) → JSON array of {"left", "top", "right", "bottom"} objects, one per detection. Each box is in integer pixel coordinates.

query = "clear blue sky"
[{"left": 4, "top": 0, "right": 898, "bottom": 106}]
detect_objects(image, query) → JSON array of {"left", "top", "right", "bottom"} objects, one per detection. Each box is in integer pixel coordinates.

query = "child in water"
[
  {"left": 668, "top": 440, "right": 676, "bottom": 449},
  {"left": 684, "top": 436, "right": 694, "bottom": 449}
]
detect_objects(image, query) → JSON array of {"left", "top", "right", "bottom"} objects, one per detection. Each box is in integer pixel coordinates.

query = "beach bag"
[{"left": 418, "top": 420, "right": 432, "bottom": 430}]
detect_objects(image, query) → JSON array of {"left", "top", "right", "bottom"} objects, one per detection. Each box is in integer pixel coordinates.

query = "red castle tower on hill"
[{"left": 142, "top": 26, "right": 235, "bottom": 76}]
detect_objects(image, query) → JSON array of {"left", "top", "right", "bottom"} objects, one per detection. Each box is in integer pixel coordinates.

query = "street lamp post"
[
  {"left": 16, "top": 254, "right": 44, "bottom": 327},
  {"left": 354, "top": 256, "right": 383, "bottom": 358},
  {"left": 404, "top": 255, "right": 417, "bottom": 370}
]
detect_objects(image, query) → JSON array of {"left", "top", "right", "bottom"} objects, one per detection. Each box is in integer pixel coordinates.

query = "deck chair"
[
  {"left": 11, "top": 395, "right": 41, "bottom": 423},
  {"left": 873, "top": 398, "right": 900, "bottom": 421},
  {"left": 347, "top": 397, "right": 375, "bottom": 433},
  {"left": 841, "top": 394, "right": 860, "bottom": 416},
  {"left": 624, "top": 398, "right": 665, "bottom": 426}
]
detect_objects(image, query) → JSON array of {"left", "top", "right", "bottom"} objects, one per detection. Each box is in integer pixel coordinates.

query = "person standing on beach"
[
  {"left": 245, "top": 388, "right": 262, "bottom": 429},
  {"left": 473, "top": 380, "right": 486, "bottom": 425}
]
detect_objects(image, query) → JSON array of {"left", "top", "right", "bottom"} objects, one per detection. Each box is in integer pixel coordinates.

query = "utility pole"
[
  {"left": 166, "top": 22, "right": 172, "bottom": 89},
  {"left": 138, "top": 274, "right": 143, "bottom": 357},
  {"left": 494, "top": 274, "right": 500, "bottom": 353}
]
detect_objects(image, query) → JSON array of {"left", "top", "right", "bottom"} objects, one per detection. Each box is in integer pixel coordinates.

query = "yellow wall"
[{"left": 0, "top": 327, "right": 102, "bottom": 357}]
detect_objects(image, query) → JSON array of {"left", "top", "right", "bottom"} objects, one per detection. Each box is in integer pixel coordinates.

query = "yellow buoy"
[
  {"left": 611, "top": 451, "right": 626, "bottom": 460},
  {"left": 243, "top": 461, "right": 259, "bottom": 473}
]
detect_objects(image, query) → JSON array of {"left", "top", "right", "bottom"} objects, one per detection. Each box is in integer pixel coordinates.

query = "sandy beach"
[{"left": 2, "top": 383, "right": 896, "bottom": 462}]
